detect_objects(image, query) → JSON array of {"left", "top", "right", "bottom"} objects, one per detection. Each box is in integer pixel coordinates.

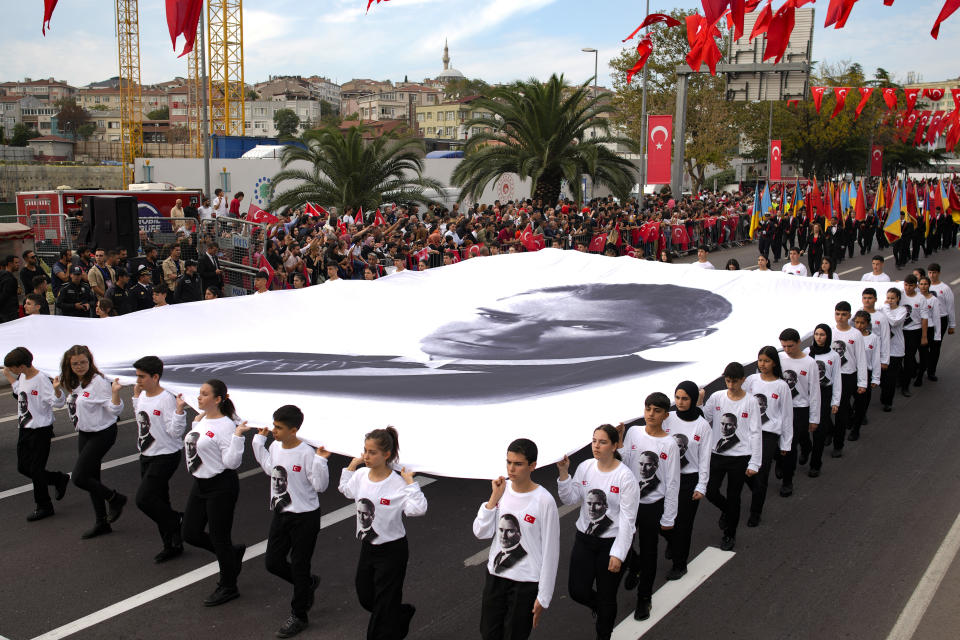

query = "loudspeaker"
[{"left": 91, "top": 195, "right": 139, "bottom": 257}]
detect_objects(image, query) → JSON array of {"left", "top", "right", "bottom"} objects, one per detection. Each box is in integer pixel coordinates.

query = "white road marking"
[
  {"left": 611, "top": 546, "right": 735, "bottom": 639},
  {"left": 885, "top": 509, "right": 960, "bottom": 640},
  {"left": 839, "top": 266, "right": 862, "bottom": 275},
  {"left": 463, "top": 502, "right": 579, "bottom": 567},
  {"left": 0, "top": 451, "right": 139, "bottom": 501},
  {"left": 950, "top": 276, "right": 960, "bottom": 286},
  {"left": 51, "top": 418, "right": 134, "bottom": 442},
  {"left": 0, "top": 407, "right": 66, "bottom": 425},
  {"left": 31, "top": 477, "right": 436, "bottom": 640}
]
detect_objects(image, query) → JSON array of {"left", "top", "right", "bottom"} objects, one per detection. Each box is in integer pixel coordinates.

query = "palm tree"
[
  {"left": 267, "top": 126, "right": 442, "bottom": 217},
  {"left": 452, "top": 74, "right": 640, "bottom": 204}
]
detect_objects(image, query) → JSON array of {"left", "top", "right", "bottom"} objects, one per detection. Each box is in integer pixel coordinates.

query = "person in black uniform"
[
  {"left": 173, "top": 260, "right": 203, "bottom": 304},
  {"left": 896, "top": 215, "right": 913, "bottom": 268},
  {"left": 910, "top": 215, "right": 924, "bottom": 262},
  {"left": 771, "top": 212, "right": 783, "bottom": 263},
  {"left": 797, "top": 215, "right": 809, "bottom": 252},
  {"left": 844, "top": 215, "right": 856, "bottom": 259},
  {"left": 56, "top": 267, "right": 96, "bottom": 318},
  {"left": 758, "top": 212, "right": 776, "bottom": 264},
  {"left": 858, "top": 212, "right": 876, "bottom": 254},
  {"left": 105, "top": 270, "right": 132, "bottom": 315},
  {"left": 129, "top": 266, "right": 155, "bottom": 312},
  {"left": 782, "top": 214, "right": 798, "bottom": 256}
]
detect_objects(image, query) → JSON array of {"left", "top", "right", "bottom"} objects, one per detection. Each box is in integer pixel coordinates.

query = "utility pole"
[
  {"left": 199, "top": 8, "right": 211, "bottom": 199},
  {"left": 638, "top": 0, "right": 650, "bottom": 209}
]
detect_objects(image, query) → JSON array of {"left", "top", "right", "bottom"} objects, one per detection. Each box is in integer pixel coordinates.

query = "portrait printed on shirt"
[
  {"left": 137, "top": 410, "right": 155, "bottom": 452},
  {"left": 584, "top": 489, "right": 613, "bottom": 536},
  {"left": 67, "top": 393, "right": 78, "bottom": 429},
  {"left": 637, "top": 451, "right": 661, "bottom": 497},
  {"left": 783, "top": 369, "right": 799, "bottom": 398},
  {"left": 715, "top": 413, "right": 740, "bottom": 453},
  {"left": 270, "top": 465, "right": 292, "bottom": 512},
  {"left": 754, "top": 393, "right": 770, "bottom": 425},
  {"left": 672, "top": 433, "right": 689, "bottom": 467},
  {"left": 493, "top": 513, "right": 528, "bottom": 573},
  {"left": 357, "top": 498, "right": 378, "bottom": 542},
  {"left": 816, "top": 359, "right": 827, "bottom": 384},
  {"left": 17, "top": 391, "right": 32, "bottom": 429},
  {"left": 184, "top": 431, "right": 201, "bottom": 473},
  {"left": 831, "top": 339, "right": 848, "bottom": 366}
]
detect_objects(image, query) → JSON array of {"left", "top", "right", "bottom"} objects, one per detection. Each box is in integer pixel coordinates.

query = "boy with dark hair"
[
  {"left": 832, "top": 301, "right": 868, "bottom": 456},
  {"left": 3, "top": 347, "right": 69, "bottom": 521},
  {"left": 132, "top": 355, "right": 188, "bottom": 562},
  {"left": 251, "top": 405, "right": 330, "bottom": 638},
  {"left": 778, "top": 328, "right": 821, "bottom": 488},
  {"left": 474, "top": 438, "right": 560, "bottom": 640}
]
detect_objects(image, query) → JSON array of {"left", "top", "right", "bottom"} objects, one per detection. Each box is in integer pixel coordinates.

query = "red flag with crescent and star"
[
  {"left": 905, "top": 88, "right": 921, "bottom": 112},
  {"left": 811, "top": 87, "right": 826, "bottom": 113},
  {"left": 924, "top": 88, "right": 946, "bottom": 102},
  {"left": 832, "top": 87, "right": 852, "bottom": 119},
  {"left": 647, "top": 115, "right": 673, "bottom": 185},
  {"left": 770, "top": 140, "right": 782, "bottom": 181},
  {"left": 882, "top": 88, "right": 899, "bottom": 111},
  {"left": 854, "top": 87, "right": 874, "bottom": 120},
  {"left": 870, "top": 146, "right": 883, "bottom": 177}
]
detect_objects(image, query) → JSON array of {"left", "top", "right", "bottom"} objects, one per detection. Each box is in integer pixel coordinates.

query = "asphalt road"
[{"left": 1, "top": 239, "right": 958, "bottom": 640}]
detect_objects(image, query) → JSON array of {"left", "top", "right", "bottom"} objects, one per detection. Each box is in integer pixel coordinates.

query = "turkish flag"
[
  {"left": 588, "top": 234, "right": 608, "bottom": 252},
  {"left": 931, "top": 0, "right": 960, "bottom": 39},
  {"left": 622, "top": 13, "right": 681, "bottom": 41},
  {"left": 256, "top": 252, "right": 275, "bottom": 288},
  {"left": 855, "top": 180, "right": 867, "bottom": 221},
  {"left": 373, "top": 209, "right": 385, "bottom": 226},
  {"left": 626, "top": 37, "right": 653, "bottom": 85},
  {"left": 750, "top": 0, "right": 773, "bottom": 41},
  {"left": 247, "top": 203, "right": 279, "bottom": 224},
  {"left": 165, "top": 0, "right": 204, "bottom": 57},
  {"left": 764, "top": 0, "right": 796, "bottom": 63},
  {"left": 927, "top": 111, "right": 947, "bottom": 144},
  {"left": 304, "top": 203, "right": 328, "bottom": 217},
  {"left": 811, "top": 86, "right": 826, "bottom": 113},
  {"left": 915, "top": 110, "right": 933, "bottom": 146},
  {"left": 854, "top": 87, "right": 873, "bottom": 120},
  {"left": 42, "top": 0, "right": 59, "bottom": 34},
  {"left": 924, "top": 88, "right": 946, "bottom": 102},
  {"left": 831, "top": 87, "right": 852, "bottom": 119},
  {"left": 770, "top": 140, "right": 782, "bottom": 181},
  {"left": 870, "top": 146, "right": 883, "bottom": 177},
  {"left": 824, "top": 0, "right": 857, "bottom": 28},
  {"left": 952, "top": 89, "right": 960, "bottom": 110},
  {"left": 905, "top": 88, "right": 921, "bottom": 113},
  {"left": 685, "top": 13, "right": 723, "bottom": 74},
  {"left": 882, "top": 88, "right": 899, "bottom": 111},
  {"left": 647, "top": 115, "right": 672, "bottom": 184},
  {"left": 901, "top": 111, "right": 919, "bottom": 142},
  {"left": 521, "top": 225, "right": 538, "bottom": 251},
  {"left": 787, "top": 99, "right": 800, "bottom": 108}
]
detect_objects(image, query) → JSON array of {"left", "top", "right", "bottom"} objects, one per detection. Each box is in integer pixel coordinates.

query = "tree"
[
  {"left": 443, "top": 77, "right": 491, "bottom": 100},
  {"left": 246, "top": 88, "right": 259, "bottom": 101},
  {"left": 146, "top": 106, "right": 169, "bottom": 120},
  {"left": 452, "top": 74, "right": 640, "bottom": 204},
  {"left": 89, "top": 104, "right": 111, "bottom": 111},
  {"left": 54, "top": 98, "right": 90, "bottom": 139},
  {"left": 167, "top": 125, "right": 190, "bottom": 144},
  {"left": 273, "top": 108, "right": 300, "bottom": 139},
  {"left": 77, "top": 123, "right": 96, "bottom": 140},
  {"left": 267, "top": 126, "right": 443, "bottom": 216},
  {"left": 10, "top": 123, "right": 41, "bottom": 146}
]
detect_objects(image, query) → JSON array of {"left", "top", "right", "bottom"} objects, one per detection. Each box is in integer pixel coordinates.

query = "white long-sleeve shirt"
[
  {"left": 557, "top": 459, "right": 639, "bottom": 561},
  {"left": 620, "top": 427, "right": 681, "bottom": 526},
  {"left": 805, "top": 348, "right": 843, "bottom": 407},
  {"left": 663, "top": 413, "right": 712, "bottom": 496},
  {"left": 744, "top": 374, "right": 794, "bottom": 451},
  {"left": 132, "top": 390, "right": 187, "bottom": 456},
  {"left": 339, "top": 467, "right": 428, "bottom": 545},
  {"left": 882, "top": 304, "right": 907, "bottom": 357},
  {"left": 780, "top": 353, "right": 820, "bottom": 423},
  {"left": 863, "top": 309, "right": 891, "bottom": 365},
  {"left": 861, "top": 332, "right": 882, "bottom": 385},
  {"left": 832, "top": 326, "right": 868, "bottom": 388},
  {"left": 473, "top": 482, "right": 560, "bottom": 609},
  {"left": 929, "top": 281, "right": 956, "bottom": 328},
  {"left": 921, "top": 295, "right": 942, "bottom": 341},
  {"left": 702, "top": 390, "right": 762, "bottom": 471},
  {"left": 13, "top": 372, "right": 55, "bottom": 429},
  {"left": 53, "top": 374, "right": 123, "bottom": 432},
  {"left": 901, "top": 291, "right": 930, "bottom": 331},
  {"left": 252, "top": 435, "right": 328, "bottom": 513},
  {"left": 184, "top": 416, "right": 243, "bottom": 478}
]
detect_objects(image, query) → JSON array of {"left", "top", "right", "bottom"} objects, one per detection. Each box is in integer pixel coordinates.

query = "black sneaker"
[
  {"left": 798, "top": 450, "right": 810, "bottom": 466},
  {"left": 106, "top": 492, "right": 127, "bottom": 524},
  {"left": 718, "top": 514, "right": 729, "bottom": 531},
  {"left": 807, "top": 468, "right": 821, "bottom": 478},
  {"left": 27, "top": 506, "right": 55, "bottom": 522},
  {"left": 665, "top": 567, "right": 687, "bottom": 581},
  {"left": 847, "top": 431, "right": 859, "bottom": 442},
  {"left": 276, "top": 615, "right": 308, "bottom": 639},
  {"left": 747, "top": 513, "right": 760, "bottom": 527},
  {"left": 862, "top": 416, "right": 869, "bottom": 425},
  {"left": 55, "top": 474, "right": 69, "bottom": 501},
  {"left": 914, "top": 377, "right": 923, "bottom": 387},
  {"left": 154, "top": 545, "right": 184, "bottom": 563},
  {"left": 780, "top": 484, "right": 793, "bottom": 497},
  {"left": 902, "top": 388, "right": 912, "bottom": 397},
  {"left": 399, "top": 604, "right": 416, "bottom": 639},
  {"left": 624, "top": 569, "right": 641, "bottom": 591},
  {"left": 633, "top": 597, "right": 652, "bottom": 621},
  {"left": 882, "top": 405, "right": 892, "bottom": 412},
  {"left": 928, "top": 375, "right": 938, "bottom": 382},
  {"left": 720, "top": 536, "right": 736, "bottom": 551},
  {"left": 305, "top": 574, "right": 320, "bottom": 611},
  {"left": 234, "top": 544, "right": 247, "bottom": 578},
  {"left": 81, "top": 520, "right": 112, "bottom": 539},
  {"left": 830, "top": 449, "right": 843, "bottom": 458},
  {"left": 203, "top": 584, "right": 239, "bottom": 607}
]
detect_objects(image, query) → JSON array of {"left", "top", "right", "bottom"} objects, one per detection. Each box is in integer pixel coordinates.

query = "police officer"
[
  {"left": 129, "top": 265, "right": 155, "bottom": 312},
  {"left": 56, "top": 267, "right": 96, "bottom": 317},
  {"left": 105, "top": 270, "right": 132, "bottom": 315},
  {"left": 173, "top": 260, "right": 203, "bottom": 304}
]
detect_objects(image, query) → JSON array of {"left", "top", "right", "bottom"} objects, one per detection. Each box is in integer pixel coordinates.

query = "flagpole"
[{"left": 638, "top": 0, "right": 650, "bottom": 210}]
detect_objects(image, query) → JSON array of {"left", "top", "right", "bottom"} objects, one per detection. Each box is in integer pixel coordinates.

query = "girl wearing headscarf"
[{"left": 803, "top": 324, "right": 841, "bottom": 477}]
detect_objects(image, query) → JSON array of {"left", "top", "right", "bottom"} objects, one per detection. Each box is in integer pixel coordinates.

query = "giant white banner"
[{"left": 1, "top": 250, "right": 873, "bottom": 479}]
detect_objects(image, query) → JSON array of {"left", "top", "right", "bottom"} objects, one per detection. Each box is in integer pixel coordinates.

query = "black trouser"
[
  {"left": 928, "top": 317, "right": 948, "bottom": 376},
  {"left": 629, "top": 499, "right": 665, "bottom": 600},
  {"left": 851, "top": 372, "right": 873, "bottom": 436},
  {"left": 781, "top": 406, "right": 809, "bottom": 486},
  {"left": 902, "top": 329, "right": 921, "bottom": 390},
  {"left": 746, "top": 431, "right": 780, "bottom": 516},
  {"left": 881, "top": 356, "right": 902, "bottom": 407},
  {"left": 834, "top": 372, "right": 858, "bottom": 450},
  {"left": 668, "top": 473, "right": 701, "bottom": 571},
  {"left": 895, "top": 239, "right": 910, "bottom": 266},
  {"left": 706, "top": 454, "right": 749, "bottom": 538},
  {"left": 810, "top": 386, "right": 833, "bottom": 471},
  {"left": 266, "top": 507, "right": 322, "bottom": 620},
  {"left": 17, "top": 425, "right": 66, "bottom": 508},
  {"left": 772, "top": 237, "right": 782, "bottom": 262},
  {"left": 911, "top": 234, "right": 922, "bottom": 261},
  {"left": 357, "top": 536, "right": 409, "bottom": 640},
  {"left": 807, "top": 249, "right": 822, "bottom": 274},
  {"left": 568, "top": 532, "right": 623, "bottom": 640},
  {"left": 183, "top": 469, "right": 241, "bottom": 589},
  {"left": 480, "top": 573, "right": 538, "bottom": 640},
  {"left": 73, "top": 424, "right": 118, "bottom": 520},
  {"left": 918, "top": 331, "right": 932, "bottom": 381},
  {"left": 137, "top": 451, "right": 182, "bottom": 547},
  {"left": 759, "top": 237, "right": 771, "bottom": 262}
]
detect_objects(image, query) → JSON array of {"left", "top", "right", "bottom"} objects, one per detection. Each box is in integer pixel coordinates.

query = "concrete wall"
[{"left": 0, "top": 164, "right": 123, "bottom": 201}]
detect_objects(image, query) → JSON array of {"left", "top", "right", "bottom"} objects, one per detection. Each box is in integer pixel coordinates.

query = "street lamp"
[{"left": 581, "top": 48, "right": 598, "bottom": 97}]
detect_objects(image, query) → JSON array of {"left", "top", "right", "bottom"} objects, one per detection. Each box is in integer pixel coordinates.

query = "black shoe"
[
  {"left": 780, "top": 484, "right": 793, "bottom": 497},
  {"left": 747, "top": 513, "right": 760, "bottom": 527},
  {"left": 862, "top": 416, "right": 869, "bottom": 425},
  {"left": 774, "top": 462, "right": 783, "bottom": 480},
  {"left": 847, "top": 431, "right": 860, "bottom": 442},
  {"left": 914, "top": 377, "right": 923, "bottom": 387},
  {"left": 831, "top": 449, "right": 843, "bottom": 459},
  {"left": 55, "top": 474, "right": 69, "bottom": 501},
  {"left": 27, "top": 506, "right": 55, "bottom": 522},
  {"left": 624, "top": 570, "right": 641, "bottom": 591},
  {"left": 276, "top": 615, "right": 308, "bottom": 638},
  {"left": 106, "top": 491, "right": 127, "bottom": 524},
  {"left": 808, "top": 468, "right": 821, "bottom": 478},
  {"left": 634, "top": 597, "right": 652, "bottom": 621},
  {"left": 798, "top": 451, "right": 810, "bottom": 466},
  {"left": 664, "top": 546, "right": 673, "bottom": 561},
  {"left": 154, "top": 545, "right": 184, "bottom": 563},
  {"left": 305, "top": 574, "right": 320, "bottom": 611},
  {"left": 902, "top": 388, "right": 912, "bottom": 397},
  {"left": 203, "top": 584, "right": 239, "bottom": 607},
  {"left": 81, "top": 520, "right": 112, "bottom": 539},
  {"left": 234, "top": 544, "right": 247, "bottom": 578},
  {"left": 399, "top": 604, "right": 416, "bottom": 639},
  {"left": 928, "top": 375, "right": 938, "bottom": 382},
  {"left": 170, "top": 512, "right": 184, "bottom": 549},
  {"left": 718, "top": 514, "right": 729, "bottom": 531},
  {"left": 882, "top": 405, "right": 892, "bottom": 412},
  {"left": 720, "top": 536, "right": 736, "bottom": 551},
  {"left": 665, "top": 567, "right": 687, "bottom": 581}
]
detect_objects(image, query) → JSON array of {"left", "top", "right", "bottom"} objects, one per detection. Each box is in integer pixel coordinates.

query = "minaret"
[{"left": 442, "top": 39, "right": 450, "bottom": 71}]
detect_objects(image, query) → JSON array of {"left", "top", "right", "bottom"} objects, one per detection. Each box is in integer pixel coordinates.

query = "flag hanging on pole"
[
  {"left": 870, "top": 146, "right": 883, "bottom": 177},
  {"left": 883, "top": 180, "right": 902, "bottom": 241},
  {"left": 749, "top": 182, "right": 762, "bottom": 239},
  {"left": 647, "top": 115, "right": 673, "bottom": 184},
  {"left": 854, "top": 179, "right": 867, "bottom": 221},
  {"left": 770, "top": 140, "right": 782, "bottom": 181}
]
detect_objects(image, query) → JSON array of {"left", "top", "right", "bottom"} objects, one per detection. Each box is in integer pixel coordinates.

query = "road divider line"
[
  {"left": 31, "top": 477, "right": 436, "bottom": 640},
  {"left": 839, "top": 266, "right": 862, "bottom": 275},
  {"left": 611, "top": 546, "right": 735, "bottom": 639},
  {"left": 951, "top": 276, "right": 960, "bottom": 286},
  {"left": 885, "top": 509, "right": 960, "bottom": 640},
  {"left": 463, "top": 502, "right": 579, "bottom": 567},
  {"left": 0, "top": 407, "right": 66, "bottom": 425}
]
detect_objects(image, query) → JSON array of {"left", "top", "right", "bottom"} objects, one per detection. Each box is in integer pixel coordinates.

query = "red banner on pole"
[
  {"left": 770, "top": 139, "right": 782, "bottom": 181},
  {"left": 646, "top": 115, "right": 672, "bottom": 185},
  {"left": 870, "top": 145, "right": 883, "bottom": 177}
]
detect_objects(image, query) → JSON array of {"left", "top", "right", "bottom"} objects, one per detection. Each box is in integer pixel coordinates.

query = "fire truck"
[{"left": 15, "top": 186, "right": 203, "bottom": 255}]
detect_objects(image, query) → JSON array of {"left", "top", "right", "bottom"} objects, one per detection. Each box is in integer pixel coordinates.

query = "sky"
[{"left": 6, "top": 0, "right": 959, "bottom": 89}]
